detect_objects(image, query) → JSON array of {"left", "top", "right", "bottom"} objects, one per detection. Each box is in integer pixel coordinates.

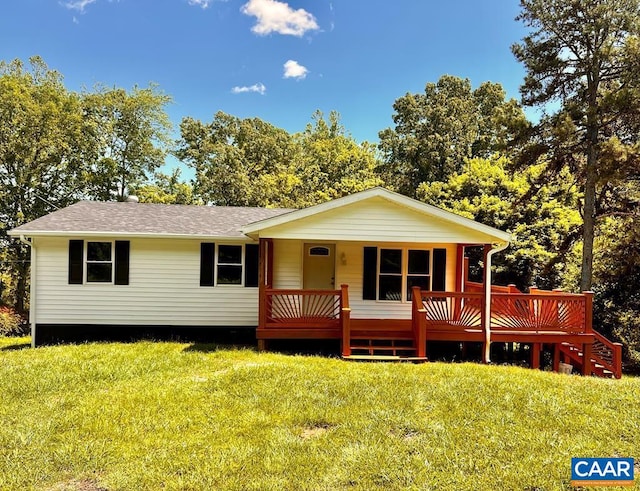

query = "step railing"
[{"left": 559, "top": 333, "right": 622, "bottom": 379}]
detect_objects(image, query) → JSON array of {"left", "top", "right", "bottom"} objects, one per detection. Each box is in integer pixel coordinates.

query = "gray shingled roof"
[{"left": 9, "top": 201, "right": 293, "bottom": 238}]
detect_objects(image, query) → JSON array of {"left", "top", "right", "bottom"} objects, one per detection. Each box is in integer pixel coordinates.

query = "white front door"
[{"left": 303, "top": 244, "right": 336, "bottom": 290}]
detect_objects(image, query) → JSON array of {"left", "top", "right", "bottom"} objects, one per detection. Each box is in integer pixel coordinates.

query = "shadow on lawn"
[
  {"left": 183, "top": 342, "right": 256, "bottom": 353},
  {"left": 1, "top": 342, "right": 31, "bottom": 351}
]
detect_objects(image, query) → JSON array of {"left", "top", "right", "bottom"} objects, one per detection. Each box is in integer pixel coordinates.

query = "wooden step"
[
  {"left": 350, "top": 345, "right": 416, "bottom": 351},
  {"left": 351, "top": 331, "right": 414, "bottom": 340},
  {"left": 343, "top": 354, "right": 428, "bottom": 362}
]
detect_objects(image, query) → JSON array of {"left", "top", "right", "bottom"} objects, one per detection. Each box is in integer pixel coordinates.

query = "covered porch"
[
  {"left": 241, "top": 188, "right": 622, "bottom": 378},
  {"left": 254, "top": 238, "right": 622, "bottom": 378}
]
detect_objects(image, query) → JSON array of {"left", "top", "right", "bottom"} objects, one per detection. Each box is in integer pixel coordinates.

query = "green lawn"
[{"left": 1, "top": 337, "right": 638, "bottom": 491}]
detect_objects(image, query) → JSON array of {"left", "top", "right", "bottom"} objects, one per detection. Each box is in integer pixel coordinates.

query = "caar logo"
[{"left": 571, "top": 458, "right": 635, "bottom": 487}]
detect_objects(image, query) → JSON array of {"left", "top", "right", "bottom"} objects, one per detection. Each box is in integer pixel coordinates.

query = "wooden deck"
[{"left": 256, "top": 284, "right": 622, "bottom": 378}]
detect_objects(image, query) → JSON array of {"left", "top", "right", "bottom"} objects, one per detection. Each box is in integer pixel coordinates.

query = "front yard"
[{"left": 1, "top": 337, "right": 638, "bottom": 490}]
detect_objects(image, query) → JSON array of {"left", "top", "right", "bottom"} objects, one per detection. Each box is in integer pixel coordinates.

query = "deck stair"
[
  {"left": 343, "top": 328, "right": 427, "bottom": 362},
  {"left": 559, "top": 339, "right": 621, "bottom": 378}
]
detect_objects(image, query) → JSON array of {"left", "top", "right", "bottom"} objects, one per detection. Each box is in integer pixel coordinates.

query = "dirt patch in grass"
[
  {"left": 46, "top": 479, "right": 108, "bottom": 491},
  {"left": 390, "top": 426, "right": 421, "bottom": 440},
  {"left": 300, "top": 423, "right": 332, "bottom": 439}
]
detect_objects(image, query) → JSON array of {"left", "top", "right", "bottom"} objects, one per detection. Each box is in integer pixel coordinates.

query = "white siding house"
[{"left": 9, "top": 187, "right": 511, "bottom": 346}]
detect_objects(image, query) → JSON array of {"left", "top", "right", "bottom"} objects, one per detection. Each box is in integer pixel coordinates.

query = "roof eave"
[{"left": 7, "top": 230, "right": 253, "bottom": 241}]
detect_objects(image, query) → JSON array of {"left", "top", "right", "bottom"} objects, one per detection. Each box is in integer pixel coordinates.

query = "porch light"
[{"left": 340, "top": 252, "right": 347, "bottom": 265}]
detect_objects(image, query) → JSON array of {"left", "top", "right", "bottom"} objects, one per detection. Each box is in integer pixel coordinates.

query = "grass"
[{"left": 0, "top": 337, "right": 638, "bottom": 491}]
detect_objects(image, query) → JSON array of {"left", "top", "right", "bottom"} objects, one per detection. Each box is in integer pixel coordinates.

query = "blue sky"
[{"left": 1, "top": 0, "right": 528, "bottom": 149}]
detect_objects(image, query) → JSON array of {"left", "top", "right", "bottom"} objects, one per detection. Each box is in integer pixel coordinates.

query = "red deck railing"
[
  {"left": 411, "top": 286, "right": 622, "bottom": 378},
  {"left": 263, "top": 288, "right": 342, "bottom": 328}
]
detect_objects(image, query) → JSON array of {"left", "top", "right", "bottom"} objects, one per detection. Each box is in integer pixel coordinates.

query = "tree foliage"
[
  {"left": 82, "top": 85, "right": 172, "bottom": 201},
  {"left": 591, "top": 181, "right": 640, "bottom": 365},
  {"left": 0, "top": 57, "right": 90, "bottom": 311},
  {"left": 512, "top": 0, "right": 640, "bottom": 290},
  {"left": 176, "top": 111, "right": 302, "bottom": 207},
  {"left": 295, "top": 111, "right": 383, "bottom": 206},
  {"left": 177, "top": 110, "right": 382, "bottom": 208},
  {"left": 378, "top": 75, "right": 527, "bottom": 195},
  {"left": 417, "top": 156, "right": 582, "bottom": 290},
  {"left": 132, "top": 169, "right": 198, "bottom": 205}
]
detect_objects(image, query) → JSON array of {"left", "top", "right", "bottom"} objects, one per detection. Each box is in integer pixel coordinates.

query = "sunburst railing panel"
[
  {"left": 420, "top": 291, "right": 484, "bottom": 330},
  {"left": 490, "top": 294, "right": 586, "bottom": 333},
  {"left": 265, "top": 289, "right": 341, "bottom": 325}
]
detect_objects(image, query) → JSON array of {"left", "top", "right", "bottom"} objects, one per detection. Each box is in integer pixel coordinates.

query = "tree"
[
  {"left": 177, "top": 110, "right": 382, "bottom": 208},
  {"left": 512, "top": 0, "right": 640, "bottom": 290},
  {"left": 417, "top": 156, "right": 582, "bottom": 290},
  {"left": 132, "top": 169, "right": 198, "bottom": 205},
  {"left": 0, "top": 57, "right": 90, "bottom": 311},
  {"left": 176, "top": 111, "right": 302, "bottom": 207},
  {"left": 83, "top": 85, "right": 172, "bottom": 201},
  {"left": 378, "top": 75, "right": 527, "bottom": 195},
  {"left": 592, "top": 210, "right": 640, "bottom": 366},
  {"left": 295, "top": 110, "right": 382, "bottom": 206}
]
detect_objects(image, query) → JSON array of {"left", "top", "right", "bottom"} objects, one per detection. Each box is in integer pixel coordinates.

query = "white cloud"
[
  {"left": 283, "top": 60, "right": 308, "bottom": 80},
  {"left": 240, "top": 0, "right": 319, "bottom": 37},
  {"left": 231, "top": 83, "right": 267, "bottom": 95},
  {"left": 187, "top": 0, "right": 211, "bottom": 8},
  {"left": 63, "top": 0, "right": 98, "bottom": 12}
]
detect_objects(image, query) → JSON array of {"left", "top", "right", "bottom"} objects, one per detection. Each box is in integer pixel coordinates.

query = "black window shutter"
[
  {"left": 432, "top": 248, "right": 447, "bottom": 291},
  {"left": 68, "top": 240, "right": 84, "bottom": 284},
  {"left": 200, "top": 243, "right": 215, "bottom": 286},
  {"left": 362, "top": 246, "right": 378, "bottom": 300},
  {"left": 115, "top": 240, "right": 130, "bottom": 285},
  {"left": 244, "top": 244, "right": 259, "bottom": 287}
]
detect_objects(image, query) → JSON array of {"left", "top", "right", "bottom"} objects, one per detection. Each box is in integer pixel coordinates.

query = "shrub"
[{"left": 0, "top": 307, "right": 28, "bottom": 336}]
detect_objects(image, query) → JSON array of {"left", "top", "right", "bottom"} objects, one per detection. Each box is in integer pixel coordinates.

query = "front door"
[{"left": 303, "top": 244, "right": 335, "bottom": 290}]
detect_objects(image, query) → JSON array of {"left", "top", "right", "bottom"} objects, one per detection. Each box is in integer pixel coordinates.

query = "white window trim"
[
  {"left": 85, "top": 240, "right": 114, "bottom": 284},
  {"left": 215, "top": 243, "right": 245, "bottom": 287},
  {"left": 376, "top": 247, "right": 432, "bottom": 303}
]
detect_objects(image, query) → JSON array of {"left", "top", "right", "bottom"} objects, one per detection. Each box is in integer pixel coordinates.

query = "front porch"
[
  {"left": 242, "top": 190, "right": 622, "bottom": 378},
  {"left": 257, "top": 283, "right": 622, "bottom": 378}
]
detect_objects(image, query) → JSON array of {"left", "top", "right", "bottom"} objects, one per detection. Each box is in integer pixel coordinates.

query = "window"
[
  {"left": 87, "top": 242, "right": 113, "bottom": 282},
  {"left": 379, "top": 249, "right": 402, "bottom": 301},
  {"left": 217, "top": 245, "right": 242, "bottom": 285},
  {"left": 362, "top": 247, "right": 446, "bottom": 302},
  {"left": 406, "top": 250, "right": 430, "bottom": 300},
  {"left": 309, "top": 246, "right": 330, "bottom": 256},
  {"left": 68, "top": 240, "right": 129, "bottom": 285},
  {"left": 199, "top": 243, "right": 260, "bottom": 287}
]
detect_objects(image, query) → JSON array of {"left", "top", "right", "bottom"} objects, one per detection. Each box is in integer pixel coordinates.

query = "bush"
[{"left": 0, "top": 307, "right": 28, "bottom": 336}]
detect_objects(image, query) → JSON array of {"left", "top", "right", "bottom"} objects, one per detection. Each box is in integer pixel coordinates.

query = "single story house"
[{"left": 9, "top": 187, "right": 622, "bottom": 378}]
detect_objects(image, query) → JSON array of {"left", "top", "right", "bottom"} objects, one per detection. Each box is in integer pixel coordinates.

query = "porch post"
[
  {"left": 257, "top": 238, "right": 267, "bottom": 351},
  {"left": 531, "top": 343, "right": 541, "bottom": 369},
  {"left": 266, "top": 238, "right": 274, "bottom": 287},
  {"left": 341, "top": 284, "right": 351, "bottom": 357},
  {"left": 455, "top": 244, "right": 465, "bottom": 291},
  {"left": 453, "top": 244, "right": 464, "bottom": 320},
  {"left": 482, "top": 244, "right": 491, "bottom": 363}
]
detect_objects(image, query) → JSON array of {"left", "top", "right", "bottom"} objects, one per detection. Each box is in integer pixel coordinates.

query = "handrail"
[{"left": 591, "top": 331, "right": 623, "bottom": 379}]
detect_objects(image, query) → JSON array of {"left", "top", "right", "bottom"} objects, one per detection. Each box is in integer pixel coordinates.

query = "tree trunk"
[
  {"left": 581, "top": 151, "right": 596, "bottom": 292},
  {"left": 581, "top": 102, "right": 599, "bottom": 292}
]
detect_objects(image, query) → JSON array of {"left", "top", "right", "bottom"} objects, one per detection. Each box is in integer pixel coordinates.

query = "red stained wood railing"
[
  {"left": 264, "top": 288, "right": 342, "bottom": 328},
  {"left": 418, "top": 290, "right": 484, "bottom": 331},
  {"left": 490, "top": 293, "right": 587, "bottom": 333}
]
